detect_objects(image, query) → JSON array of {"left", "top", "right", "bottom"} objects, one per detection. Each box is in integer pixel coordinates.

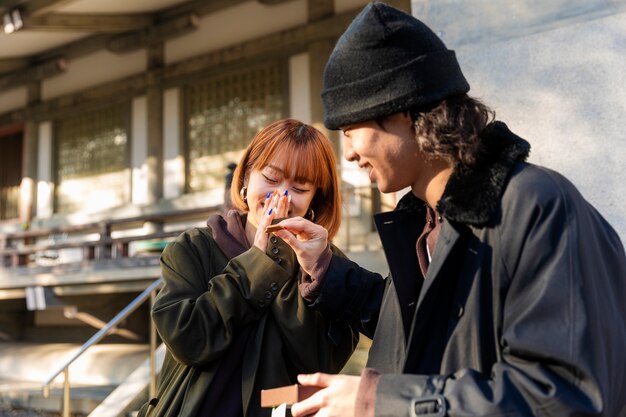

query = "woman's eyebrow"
[
  {"left": 266, "top": 164, "right": 284, "bottom": 173},
  {"left": 266, "top": 165, "right": 312, "bottom": 184}
]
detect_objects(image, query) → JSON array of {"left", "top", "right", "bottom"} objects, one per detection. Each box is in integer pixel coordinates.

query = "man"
[{"left": 273, "top": 1, "right": 626, "bottom": 416}]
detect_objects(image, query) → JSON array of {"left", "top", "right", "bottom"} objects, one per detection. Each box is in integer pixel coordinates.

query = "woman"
[{"left": 139, "top": 119, "right": 357, "bottom": 417}]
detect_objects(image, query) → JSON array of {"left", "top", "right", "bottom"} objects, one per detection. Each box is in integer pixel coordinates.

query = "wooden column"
[
  {"left": 145, "top": 43, "right": 165, "bottom": 233},
  {"left": 146, "top": 43, "right": 164, "bottom": 206},
  {"left": 307, "top": 38, "right": 339, "bottom": 156},
  {"left": 21, "top": 81, "right": 41, "bottom": 227}
]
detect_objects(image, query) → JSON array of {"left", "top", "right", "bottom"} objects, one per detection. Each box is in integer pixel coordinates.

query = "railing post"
[
  {"left": 63, "top": 367, "right": 70, "bottom": 417},
  {"left": 97, "top": 222, "right": 112, "bottom": 259},
  {"left": 1, "top": 236, "right": 9, "bottom": 267}
]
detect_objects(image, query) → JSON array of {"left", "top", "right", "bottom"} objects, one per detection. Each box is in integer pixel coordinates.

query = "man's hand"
[
  {"left": 273, "top": 217, "right": 329, "bottom": 276},
  {"left": 290, "top": 373, "right": 360, "bottom": 417}
]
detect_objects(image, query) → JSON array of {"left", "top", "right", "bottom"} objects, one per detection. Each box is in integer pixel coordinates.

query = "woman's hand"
[
  {"left": 272, "top": 217, "right": 329, "bottom": 276},
  {"left": 253, "top": 190, "right": 290, "bottom": 252}
]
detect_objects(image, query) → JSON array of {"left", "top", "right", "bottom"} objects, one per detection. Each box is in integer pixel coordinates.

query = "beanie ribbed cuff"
[{"left": 322, "top": 50, "right": 469, "bottom": 130}]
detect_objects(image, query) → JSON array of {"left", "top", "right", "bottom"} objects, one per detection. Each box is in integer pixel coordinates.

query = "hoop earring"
[
  {"left": 239, "top": 186, "right": 247, "bottom": 203},
  {"left": 306, "top": 208, "right": 315, "bottom": 221}
]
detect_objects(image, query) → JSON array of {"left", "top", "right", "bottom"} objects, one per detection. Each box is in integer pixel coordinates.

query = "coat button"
[
  {"left": 258, "top": 300, "right": 266, "bottom": 308},
  {"left": 271, "top": 246, "right": 279, "bottom": 255},
  {"left": 270, "top": 236, "right": 278, "bottom": 244},
  {"left": 270, "top": 282, "right": 279, "bottom": 291},
  {"left": 264, "top": 290, "right": 273, "bottom": 300},
  {"left": 455, "top": 304, "right": 464, "bottom": 318}
]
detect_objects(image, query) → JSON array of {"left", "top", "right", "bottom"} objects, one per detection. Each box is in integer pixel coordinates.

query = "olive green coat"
[{"left": 139, "top": 227, "right": 357, "bottom": 417}]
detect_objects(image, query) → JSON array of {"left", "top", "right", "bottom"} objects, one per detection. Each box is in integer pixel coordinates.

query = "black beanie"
[{"left": 321, "top": 1, "right": 470, "bottom": 130}]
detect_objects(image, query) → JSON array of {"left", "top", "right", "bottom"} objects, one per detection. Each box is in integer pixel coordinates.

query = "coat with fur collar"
[{"left": 316, "top": 122, "right": 626, "bottom": 416}]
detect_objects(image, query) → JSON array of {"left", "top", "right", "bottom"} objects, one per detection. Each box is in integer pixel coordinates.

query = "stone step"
[{"left": 0, "top": 343, "right": 149, "bottom": 415}]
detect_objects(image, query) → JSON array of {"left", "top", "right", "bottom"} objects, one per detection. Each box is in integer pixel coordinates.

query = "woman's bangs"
[{"left": 281, "top": 140, "right": 330, "bottom": 190}]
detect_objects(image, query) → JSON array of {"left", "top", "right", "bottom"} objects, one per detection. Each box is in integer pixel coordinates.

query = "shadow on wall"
[{"left": 412, "top": 0, "right": 626, "bottom": 241}]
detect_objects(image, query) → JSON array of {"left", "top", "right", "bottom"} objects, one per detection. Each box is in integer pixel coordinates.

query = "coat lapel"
[
  {"left": 374, "top": 207, "right": 424, "bottom": 340},
  {"left": 417, "top": 221, "right": 461, "bottom": 305},
  {"left": 403, "top": 222, "right": 468, "bottom": 373}
]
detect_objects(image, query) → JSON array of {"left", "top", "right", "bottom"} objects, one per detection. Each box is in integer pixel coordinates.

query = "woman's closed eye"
[
  {"left": 262, "top": 174, "right": 278, "bottom": 184},
  {"left": 292, "top": 185, "right": 311, "bottom": 194}
]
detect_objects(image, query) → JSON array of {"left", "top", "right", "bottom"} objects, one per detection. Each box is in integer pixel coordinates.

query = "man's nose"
[{"left": 343, "top": 137, "right": 357, "bottom": 162}]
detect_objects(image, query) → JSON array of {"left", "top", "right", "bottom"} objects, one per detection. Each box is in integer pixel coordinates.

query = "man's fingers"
[
  {"left": 273, "top": 229, "right": 301, "bottom": 249},
  {"left": 290, "top": 375, "right": 331, "bottom": 417},
  {"left": 298, "top": 372, "right": 332, "bottom": 387},
  {"left": 290, "top": 394, "right": 323, "bottom": 417}
]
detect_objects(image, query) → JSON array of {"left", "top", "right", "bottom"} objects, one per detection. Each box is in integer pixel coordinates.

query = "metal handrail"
[{"left": 42, "top": 277, "right": 163, "bottom": 417}]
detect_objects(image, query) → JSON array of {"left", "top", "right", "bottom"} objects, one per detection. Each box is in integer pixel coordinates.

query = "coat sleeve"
[
  {"left": 310, "top": 252, "right": 386, "bottom": 340},
  {"left": 372, "top": 169, "right": 626, "bottom": 416},
  {"left": 152, "top": 228, "right": 293, "bottom": 367}
]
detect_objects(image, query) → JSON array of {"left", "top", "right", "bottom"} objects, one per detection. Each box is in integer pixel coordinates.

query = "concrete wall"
[{"left": 411, "top": 0, "right": 626, "bottom": 242}]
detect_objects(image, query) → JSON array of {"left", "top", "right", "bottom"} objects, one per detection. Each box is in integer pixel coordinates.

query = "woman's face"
[{"left": 245, "top": 151, "right": 318, "bottom": 229}]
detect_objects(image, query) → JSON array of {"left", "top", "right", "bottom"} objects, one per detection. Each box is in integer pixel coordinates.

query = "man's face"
[{"left": 341, "top": 112, "right": 421, "bottom": 193}]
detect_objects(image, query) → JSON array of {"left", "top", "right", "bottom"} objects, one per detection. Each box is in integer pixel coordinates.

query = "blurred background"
[{"left": 0, "top": 0, "right": 624, "bottom": 415}]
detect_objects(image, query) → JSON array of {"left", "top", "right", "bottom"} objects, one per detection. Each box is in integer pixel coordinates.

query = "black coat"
[
  {"left": 316, "top": 122, "right": 626, "bottom": 416},
  {"left": 141, "top": 224, "right": 357, "bottom": 417}
]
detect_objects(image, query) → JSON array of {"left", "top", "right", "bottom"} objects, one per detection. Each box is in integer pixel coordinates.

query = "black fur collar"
[{"left": 397, "top": 121, "right": 530, "bottom": 227}]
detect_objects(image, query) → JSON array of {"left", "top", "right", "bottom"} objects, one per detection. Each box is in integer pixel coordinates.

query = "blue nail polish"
[
  {"left": 268, "top": 208, "right": 273, "bottom": 215},
  {"left": 283, "top": 190, "right": 289, "bottom": 196},
  {"left": 266, "top": 192, "right": 271, "bottom": 199}
]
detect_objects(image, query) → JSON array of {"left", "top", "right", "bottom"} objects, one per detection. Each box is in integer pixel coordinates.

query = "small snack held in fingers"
[{"left": 265, "top": 224, "right": 285, "bottom": 234}]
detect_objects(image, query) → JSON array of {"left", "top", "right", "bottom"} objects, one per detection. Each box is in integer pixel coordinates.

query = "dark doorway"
[{"left": 0, "top": 132, "right": 23, "bottom": 221}]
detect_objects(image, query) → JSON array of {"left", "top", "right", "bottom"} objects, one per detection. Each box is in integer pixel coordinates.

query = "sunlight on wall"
[
  {"left": 289, "top": 53, "right": 311, "bottom": 124},
  {"left": 163, "top": 88, "right": 184, "bottom": 200}
]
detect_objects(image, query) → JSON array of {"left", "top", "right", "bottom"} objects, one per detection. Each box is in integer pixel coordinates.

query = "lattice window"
[
  {"left": 55, "top": 105, "right": 130, "bottom": 214},
  {"left": 186, "top": 62, "right": 284, "bottom": 193}
]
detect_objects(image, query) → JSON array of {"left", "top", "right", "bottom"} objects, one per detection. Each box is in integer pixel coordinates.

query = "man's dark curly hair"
[{"left": 410, "top": 94, "right": 495, "bottom": 168}]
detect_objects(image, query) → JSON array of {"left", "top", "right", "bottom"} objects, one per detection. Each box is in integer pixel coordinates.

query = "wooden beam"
[
  {"left": 37, "top": 33, "right": 109, "bottom": 62},
  {"left": 107, "top": 13, "right": 199, "bottom": 54},
  {"left": 0, "top": 58, "right": 30, "bottom": 73},
  {"left": 23, "top": 13, "right": 154, "bottom": 32},
  {"left": 159, "top": 0, "right": 248, "bottom": 19},
  {"left": 308, "top": 0, "right": 334, "bottom": 22},
  {"left": 0, "top": 58, "right": 67, "bottom": 92}
]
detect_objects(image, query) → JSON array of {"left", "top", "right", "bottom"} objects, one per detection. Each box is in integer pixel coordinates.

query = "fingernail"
[
  {"left": 266, "top": 192, "right": 271, "bottom": 199},
  {"left": 283, "top": 190, "right": 288, "bottom": 196},
  {"left": 268, "top": 208, "right": 273, "bottom": 215}
]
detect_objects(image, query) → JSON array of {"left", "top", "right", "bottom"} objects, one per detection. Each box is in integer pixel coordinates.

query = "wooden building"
[{"left": 0, "top": 0, "right": 406, "bottom": 414}]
